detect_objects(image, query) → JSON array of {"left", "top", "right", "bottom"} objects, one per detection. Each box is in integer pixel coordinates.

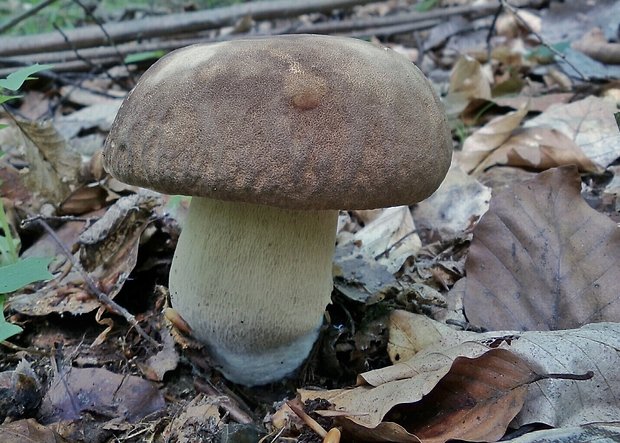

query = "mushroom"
[{"left": 103, "top": 34, "right": 452, "bottom": 386}]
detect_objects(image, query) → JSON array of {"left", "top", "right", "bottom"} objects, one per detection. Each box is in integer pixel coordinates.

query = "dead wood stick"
[
  {"left": 0, "top": 0, "right": 375, "bottom": 56},
  {"left": 0, "top": 20, "right": 442, "bottom": 71},
  {"left": 0, "top": 1, "right": 500, "bottom": 68},
  {"left": 288, "top": 1, "right": 500, "bottom": 34}
]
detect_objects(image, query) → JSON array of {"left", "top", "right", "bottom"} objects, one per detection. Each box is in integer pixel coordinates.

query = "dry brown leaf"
[
  {"left": 444, "top": 55, "right": 492, "bottom": 117},
  {"left": 301, "top": 347, "right": 536, "bottom": 443},
  {"left": 0, "top": 419, "right": 70, "bottom": 443},
  {"left": 385, "top": 311, "right": 620, "bottom": 429},
  {"left": 333, "top": 243, "right": 398, "bottom": 304},
  {"left": 38, "top": 366, "right": 165, "bottom": 424},
  {"left": 18, "top": 120, "right": 82, "bottom": 206},
  {"left": 457, "top": 105, "right": 528, "bottom": 174},
  {"left": 462, "top": 166, "right": 620, "bottom": 331},
  {"left": 572, "top": 27, "right": 620, "bottom": 65},
  {"left": 350, "top": 206, "right": 421, "bottom": 273},
  {"left": 523, "top": 96, "right": 620, "bottom": 168},
  {"left": 493, "top": 93, "right": 574, "bottom": 113},
  {"left": 399, "top": 350, "right": 534, "bottom": 443},
  {"left": 475, "top": 127, "right": 603, "bottom": 173},
  {"left": 8, "top": 191, "right": 160, "bottom": 316},
  {"left": 139, "top": 327, "right": 179, "bottom": 382},
  {"left": 162, "top": 396, "right": 222, "bottom": 442},
  {"left": 448, "top": 55, "right": 492, "bottom": 100},
  {"left": 413, "top": 166, "right": 491, "bottom": 238}
]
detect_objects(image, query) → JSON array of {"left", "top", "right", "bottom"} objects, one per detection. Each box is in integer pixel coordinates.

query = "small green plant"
[{"left": 0, "top": 64, "right": 54, "bottom": 342}]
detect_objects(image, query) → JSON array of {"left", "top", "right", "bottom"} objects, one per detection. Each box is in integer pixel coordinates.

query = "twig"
[
  {"left": 23, "top": 214, "right": 99, "bottom": 225},
  {"left": 70, "top": 0, "right": 135, "bottom": 84},
  {"left": 193, "top": 378, "right": 255, "bottom": 424},
  {"left": 286, "top": 400, "right": 328, "bottom": 438},
  {"left": 52, "top": 23, "right": 125, "bottom": 89},
  {"left": 22, "top": 216, "right": 160, "bottom": 349},
  {"left": 500, "top": 0, "right": 589, "bottom": 81},
  {"left": 485, "top": 3, "right": 503, "bottom": 60},
  {"left": 374, "top": 229, "right": 418, "bottom": 260},
  {"left": 0, "top": 0, "right": 60, "bottom": 35}
]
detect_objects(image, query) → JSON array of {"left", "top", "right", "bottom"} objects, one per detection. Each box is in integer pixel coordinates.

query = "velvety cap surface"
[{"left": 103, "top": 34, "right": 452, "bottom": 209}]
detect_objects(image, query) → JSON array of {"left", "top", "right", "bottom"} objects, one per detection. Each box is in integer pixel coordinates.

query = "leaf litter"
[{"left": 0, "top": 1, "right": 620, "bottom": 442}]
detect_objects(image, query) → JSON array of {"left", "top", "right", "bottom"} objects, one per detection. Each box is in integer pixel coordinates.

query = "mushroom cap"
[{"left": 103, "top": 34, "right": 452, "bottom": 210}]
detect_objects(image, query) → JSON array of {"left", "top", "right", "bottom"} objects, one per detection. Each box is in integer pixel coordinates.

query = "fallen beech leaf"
[
  {"left": 350, "top": 206, "right": 421, "bottom": 274},
  {"left": 493, "top": 93, "right": 573, "bottom": 113},
  {"left": 444, "top": 56, "right": 492, "bottom": 117},
  {"left": 399, "top": 350, "right": 534, "bottom": 443},
  {"left": 303, "top": 341, "right": 492, "bottom": 430},
  {"left": 462, "top": 166, "right": 620, "bottom": 330},
  {"left": 387, "top": 311, "right": 620, "bottom": 428},
  {"left": 448, "top": 56, "right": 491, "bottom": 100},
  {"left": 457, "top": 105, "right": 528, "bottom": 174},
  {"left": 301, "top": 348, "right": 536, "bottom": 443},
  {"left": 475, "top": 127, "right": 603, "bottom": 173},
  {"left": 524, "top": 96, "right": 620, "bottom": 168},
  {"left": 333, "top": 243, "right": 398, "bottom": 305},
  {"left": 0, "top": 419, "right": 69, "bottom": 443},
  {"left": 413, "top": 166, "right": 491, "bottom": 238},
  {"left": 39, "top": 366, "right": 165, "bottom": 424}
]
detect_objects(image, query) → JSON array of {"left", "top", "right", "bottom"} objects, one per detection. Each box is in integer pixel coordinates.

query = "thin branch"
[
  {"left": 0, "top": 0, "right": 378, "bottom": 56},
  {"left": 500, "top": 0, "right": 589, "bottom": 81},
  {"left": 70, "top": 0, "right": 135, "bottom": 83},
  {"left": 52, "top": 23, "right": 126, "bottom": 89},
  {"left": 0, "top": 0, "right": 60, "bottom": 35},
  {"left": 22, "top": 216, "right": 160, "bottom": 349}
]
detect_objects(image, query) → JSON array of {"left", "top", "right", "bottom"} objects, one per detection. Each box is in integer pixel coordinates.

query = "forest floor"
[{"left": 0, "top": 0, "right": 619, "bottom": 442}]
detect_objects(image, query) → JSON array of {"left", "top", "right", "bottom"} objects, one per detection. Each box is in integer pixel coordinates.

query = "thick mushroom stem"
[{"left": 169, "top": 197, "right": 338, "bottom": 386}]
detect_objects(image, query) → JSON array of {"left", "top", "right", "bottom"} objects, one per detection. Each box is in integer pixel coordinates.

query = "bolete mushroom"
[{"left": 103, "top": 34, "right": 452, "bottom": 386}]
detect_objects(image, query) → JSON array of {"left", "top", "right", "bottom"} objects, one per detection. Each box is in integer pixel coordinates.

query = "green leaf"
[
  {"left": 0, "top": 257, "right": 53, "bottom": 294},
  {"left": 124, "top": 50, "right": 166, "bottom": 64},
  {"left": 0, "top": 64, "right": 54, "bottom": 92},
  {"left": 0, "top": 294, "right": 22, "bottom": 340},
  {"left": 0, "top": 294, "right": 22, "bottom": 341},
  {"left": 415, "top": 0, "right": 438, "bottom": 12},
  {"left": 0, "top": 94, "right": 21, "bottom": 105}
]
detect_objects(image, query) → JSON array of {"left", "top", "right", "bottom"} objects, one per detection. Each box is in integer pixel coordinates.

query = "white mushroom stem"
[{"left": 169, "top": 197, "right": 338, "bottom": 386}]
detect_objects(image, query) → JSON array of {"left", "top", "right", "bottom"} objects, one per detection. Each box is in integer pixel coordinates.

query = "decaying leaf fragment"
[
  {"left": 0, "top": 419, "right": 70, "bottom": 443},
  {"left": 457, "top": 105, "right": 528, "bottom": 174},
  {"left": 413, "top": 166, "right": 491, "bottom": 238},
  {"left": 472, "top": 127, "right": 603, "bottom": 173},
  {"left": 523, "top": 96, "right": 620, "bottom": 168},
  {"left": 8, "top": 190, "right": 161, "bottom": 316},
  {"left": 462, "top": 166, "right": 620, "bottom": 331},
  {"left": 38, "top": 366, "right": 165, "bottom": 424},
  {"left": 18, "top": 120, "right": 82, "bottom": 206}
]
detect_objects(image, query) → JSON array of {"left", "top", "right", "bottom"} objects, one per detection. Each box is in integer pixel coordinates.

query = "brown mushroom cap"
[{"left": 103, "top": 34, "right": 452, "bottom": 210}]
